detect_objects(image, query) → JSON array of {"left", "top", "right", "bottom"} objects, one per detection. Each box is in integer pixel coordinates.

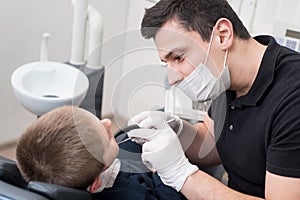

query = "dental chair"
[{"left": 0, "top": 156, "right": 92, "bottom": 200}]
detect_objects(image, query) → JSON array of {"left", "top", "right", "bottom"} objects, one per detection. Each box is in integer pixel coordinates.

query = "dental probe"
[
  {"left": 116, "top": 118, "right": 176, "bottom": 144},
  {"left": 117, "top": 137, "right": 132, "bottom": 145}
]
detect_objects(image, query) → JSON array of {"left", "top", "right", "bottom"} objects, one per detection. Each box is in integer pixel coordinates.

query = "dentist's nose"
[{"left": 167, "top": 66, "right": 184, "bottom": 85}]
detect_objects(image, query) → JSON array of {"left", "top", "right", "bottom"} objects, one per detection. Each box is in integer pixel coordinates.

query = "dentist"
[{"left": 128, "top": 0, "right": 300, "bottom": 199}]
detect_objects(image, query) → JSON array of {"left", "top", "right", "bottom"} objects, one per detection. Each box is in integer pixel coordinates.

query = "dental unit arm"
[
  {"left": 164, "top": 86, "right": 207, "bottom": 122},
  {"left": 70, "top": 0, "right": 103, "bottom": 68},
  {"left": 69, "top": 0, "right": 105, "bottom": 118}
]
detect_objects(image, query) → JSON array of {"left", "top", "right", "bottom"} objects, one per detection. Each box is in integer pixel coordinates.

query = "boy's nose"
[{"left": 101, "top": 118, "right": 112, "bottom": 130}]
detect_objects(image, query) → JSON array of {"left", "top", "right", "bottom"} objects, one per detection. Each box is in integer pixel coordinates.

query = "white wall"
[
  {"left": 228, "top": 0, "right": 300, "bottom": 36},
  {"left": 111, "top": 0, "right": 167, "bottom": 127},
  {"left": 0, "top": 0, "right": 129, "bottom": 145},
  {"left": 0, "top": 0, "right": 73, "bottom": 145},
  {"left": 90, "top": 0, "right": 130, "bottom": 117}
]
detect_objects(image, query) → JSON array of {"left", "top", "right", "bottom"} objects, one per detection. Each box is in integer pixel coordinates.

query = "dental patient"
[{"left": 16, "top": 106, "right": 185, "bottom": 199}]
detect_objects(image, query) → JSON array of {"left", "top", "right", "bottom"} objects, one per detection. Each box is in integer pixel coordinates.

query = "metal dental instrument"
[
  {"left": 115, "top": 118, "right": 176, "bottom": 144},
  {"left": 117, "top": 137, "right": 132, "bottom": 145}
]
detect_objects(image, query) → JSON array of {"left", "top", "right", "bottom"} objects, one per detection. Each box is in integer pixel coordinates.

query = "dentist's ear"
[
  {"left": 214, "top": 18, "right": 233, "bottom": 50},
  {"left": 89, "top": 177, "right": 102, "bottom": 193}
]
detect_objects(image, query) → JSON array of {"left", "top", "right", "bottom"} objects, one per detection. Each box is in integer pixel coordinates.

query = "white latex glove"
[
  {"left": 127, "top": 117, "right": 198, "bottom": 191},
  {"left": 128, "top": 111, "right": 183, "bottom": 135}
]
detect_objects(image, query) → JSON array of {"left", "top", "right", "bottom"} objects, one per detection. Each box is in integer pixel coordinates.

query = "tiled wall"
[{"left": 275, "top": 37, "right": 300, "bottom": 53}]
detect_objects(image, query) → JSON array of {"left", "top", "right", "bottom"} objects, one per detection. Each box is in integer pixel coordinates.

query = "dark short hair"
[
  {"left": 16, "top": 106, "right": 105, "bottom": 190},
  {"left": 141, "top": 0, "right": 251, "bottom": 41}
]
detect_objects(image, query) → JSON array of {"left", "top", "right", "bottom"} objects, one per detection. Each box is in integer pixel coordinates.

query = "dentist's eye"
[
  {"left": 175, "top": 54, "right": 184, "bottom": 62},
  {"left": 160, "top": 60, "right": 167, "bottom": 67}
]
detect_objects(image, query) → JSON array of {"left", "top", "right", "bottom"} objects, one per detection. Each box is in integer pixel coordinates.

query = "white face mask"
[
  {"left": 88, "top": 159, "right": 120, "bottom": 193},
  {"left": 176, "top": 30, "right": 231, "bottom": 102}
]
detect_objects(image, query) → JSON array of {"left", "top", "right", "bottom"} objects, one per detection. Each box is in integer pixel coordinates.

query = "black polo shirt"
[{"left": 210, "top": 35, "right": 300, "bottom": 198}]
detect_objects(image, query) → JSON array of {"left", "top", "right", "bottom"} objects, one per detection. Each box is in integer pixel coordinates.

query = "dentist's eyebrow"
[{"left": 163, "top": 47, "right": 186, "bottom": 60}]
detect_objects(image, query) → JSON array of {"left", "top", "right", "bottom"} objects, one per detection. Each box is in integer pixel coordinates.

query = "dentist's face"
[{"left": 154, "top": 19, "right": 211, "bottom": 85}]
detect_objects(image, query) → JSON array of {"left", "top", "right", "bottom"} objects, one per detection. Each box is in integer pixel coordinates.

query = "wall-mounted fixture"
[{"left": 11, "top": 0, "right": 105, "bottom": 118}]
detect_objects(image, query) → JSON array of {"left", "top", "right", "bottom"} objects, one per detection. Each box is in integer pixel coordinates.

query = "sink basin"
[{"left": 11, "top": 61, "right": 89, "bottom": 116}]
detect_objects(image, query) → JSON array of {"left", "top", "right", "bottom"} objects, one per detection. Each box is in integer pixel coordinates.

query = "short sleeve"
[
  {"left": 267, "top": 88, "right": 300, "bottom": 178},
  {"left": 208, "top": 106, "right": 212, "bottom": 118}
]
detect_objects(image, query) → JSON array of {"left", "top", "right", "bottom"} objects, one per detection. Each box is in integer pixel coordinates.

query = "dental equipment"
[
  {"left": 11, "top": 34, "right": 90, "bottom": 117},
  {"left": 40, "top": 33, "right": 50, "bottom": 62},
  {"left": 164, "top": 86, "right": 207, "bottom": 122},
  {"left": 70, "top": 0, "right": 103, "bottom": 68},
  {"left": 11, "top": 0, "right": 105, "bottom": 118},
  {"left": 117, "top": 138, "right": 132, "bottom": 145},
  {"left": 69, "top": 0, "right": 105, "bottom": 118},
  {"left": 115, "top": 119, "right": 176, "bottom": 144}
]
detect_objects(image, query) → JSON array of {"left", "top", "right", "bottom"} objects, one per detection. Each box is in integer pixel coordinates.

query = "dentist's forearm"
[
  {"left": 181, "top": 170, "right": 263, "bottom": 200},
  {"left": 179, "top": 120, "right": 221, "bottom": 167}
]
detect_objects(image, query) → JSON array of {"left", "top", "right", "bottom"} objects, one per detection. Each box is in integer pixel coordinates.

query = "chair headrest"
[
  {"left": 0, "top": 180, "right": 50, "bottom": 200},
  {"left": 0, "top": 156, "right": 91, "bottom": 200},
  {"left": 0, "top": 156, "right": 27, "bottom": 188},
  {"left": 28, "top": 182, "right": 92, "bottom": 200}
]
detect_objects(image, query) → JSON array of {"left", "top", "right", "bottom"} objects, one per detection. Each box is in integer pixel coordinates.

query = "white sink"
[{"left": 11, "top": 61, "right": 89, "bottom": 116}]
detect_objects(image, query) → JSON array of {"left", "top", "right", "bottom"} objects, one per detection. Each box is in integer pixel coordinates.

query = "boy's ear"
[{"left": 89, "top": 177, "right": 102, "bottom": 193}]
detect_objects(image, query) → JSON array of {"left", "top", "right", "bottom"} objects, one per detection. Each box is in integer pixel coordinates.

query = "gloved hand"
[
  {"left": 127, "top": 117, "right": 198, "bottom": 191},
  {"left": 128, "top": 111, "right": 183, "bottom": 135}
]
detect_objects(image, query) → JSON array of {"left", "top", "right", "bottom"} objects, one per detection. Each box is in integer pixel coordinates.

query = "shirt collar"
[{"left": 230, "top": 35, "right": 281, "bottom": 107}]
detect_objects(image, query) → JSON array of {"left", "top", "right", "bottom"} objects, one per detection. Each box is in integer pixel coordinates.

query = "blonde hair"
[{"left": 16, "top": 106, "right": 105, "bottom": 189}]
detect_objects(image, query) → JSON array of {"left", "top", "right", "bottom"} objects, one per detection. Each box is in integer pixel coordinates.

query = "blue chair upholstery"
[{"left": 0, "top": 180, "right": 49, "bottom": 200}]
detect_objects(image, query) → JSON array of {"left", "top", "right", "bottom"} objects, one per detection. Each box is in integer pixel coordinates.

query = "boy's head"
[{"left": 16, "top": 106, "right": 119, "bottom": 191}]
